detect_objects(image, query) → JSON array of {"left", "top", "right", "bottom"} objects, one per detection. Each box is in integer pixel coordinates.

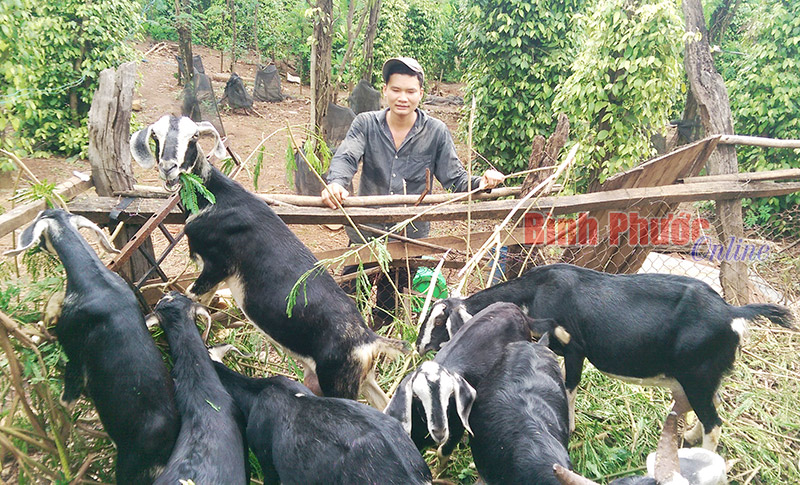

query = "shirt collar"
[{"left": 379, "top": 108, "right": 427, "bottom": 138}]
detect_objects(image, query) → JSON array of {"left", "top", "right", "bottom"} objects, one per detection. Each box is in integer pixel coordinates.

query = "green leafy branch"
[{"left": 178, "top": 173, "right": 216, "bottom": 214}]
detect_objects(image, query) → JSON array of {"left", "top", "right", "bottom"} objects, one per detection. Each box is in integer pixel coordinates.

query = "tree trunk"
[
  {"left": 175, "top": 0, "right": 193, "bottom": 86},
  {"left": 87, "top": 63, "right": 156, "bottom": 283},
  {"left": 228, "top": 0, "right": 238, "bottom": 72},
  {"left": 311, "top": 0, "right": 333, "bottom": 139},
  {"left": 682, "top": 0, "right": 749, "bottom": 304},
  {"left": 362, "top": 0, "right": 381, "bottom": 83}
]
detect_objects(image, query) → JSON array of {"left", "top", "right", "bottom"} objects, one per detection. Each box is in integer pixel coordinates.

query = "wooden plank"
[
  {"left": 67, "top": 180, "right": 800, "bottom": 226},
  {"left": 313, "top": 228, "right": 528, "bottom": 266},
  {"left": 68, "top": 196, "right": 186, "bottom": 225},
  {"left": 0, "top": 176, "right": 93, "bottom": 239},
  {"left": 718, "top": 134, "right": 800, "bottom": 148},
  {"left": 107, "top": 194, "right": 181, "bottom": 273},
  {"left": 564, "top": 137, "right": 718, "bottom": 273},
  {"left": 680, "top": 168, "right": 800, "bottom": 184},
  {"left": 117, "top": 186, "right": 523, "bottom": 207}
]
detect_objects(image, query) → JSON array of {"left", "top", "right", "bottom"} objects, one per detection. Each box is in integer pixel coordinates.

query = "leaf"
[
  {"left": 254, "top": 145, "right": 264, "bottom": 192},
  {"left": 179, "top": 173, "right": 215, "bottom": 214}
]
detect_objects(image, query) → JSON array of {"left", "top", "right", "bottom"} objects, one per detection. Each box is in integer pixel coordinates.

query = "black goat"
[
  {"left": 212, "top": 361, "right": 432, "bottom": 485},
  {"left": 148, "top": 292, "right": 248, "bottom": 484},
  {"left": 386, "top": 302, "right": 547, "bottom": 465},
  {"left": 130, "top": 115, "right": 407, "bottom": 407},
  {"left": 5, "top": 210, "right": 179, "bottom": 484},
  {"left": 469, "top": 338, "right": 571, "bottom": 485},
  {"left": 418, "top": 263, "right": 795, "bottom": 449}
]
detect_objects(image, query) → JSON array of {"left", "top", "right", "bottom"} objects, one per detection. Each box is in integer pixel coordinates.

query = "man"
[{"left": 321, "top": 57, "right": 504, "bottom": 326}]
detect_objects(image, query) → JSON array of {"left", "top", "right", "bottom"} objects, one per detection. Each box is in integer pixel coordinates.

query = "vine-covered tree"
[
  {"left": 553, "top": 0, "right": 683, "bottom": 192},
  {"left": 460, "top": 0, "right": 586, "bottom": 173},
  {"left": 0, "top": 0, "right": 139, "bottom": 157},
  {"left": 720, "top": 0, "right": 800, "bottom": 232}
]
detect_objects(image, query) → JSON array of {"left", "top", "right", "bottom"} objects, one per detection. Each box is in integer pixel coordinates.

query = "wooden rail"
[{"left": 67, "top": 179, "right": 800, "bottom": 226}]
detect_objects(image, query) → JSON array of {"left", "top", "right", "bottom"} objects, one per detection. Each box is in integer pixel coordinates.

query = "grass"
[{"left": 1, "top": 253, "right": 798, "bottom": 484}]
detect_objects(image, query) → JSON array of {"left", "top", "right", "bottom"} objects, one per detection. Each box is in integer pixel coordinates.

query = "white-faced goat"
[
  {"left": 147, "top": 292, "right": 248, "bottom": 484},
  {"left": 418, "top": 263, "right": 795, "bottom": 450},
  {"left": 386, "top": 302, "right": 549, "bottom": 465},
  {"left": 469, "top": 338, "right": 571, "bottom": 485},
  {"left": 5, "top": 210, "right": 180, "bottom": 484},
  {"left": 211, "top": 360, "right": 432, "bottom": 485},
  {"left": 130, "top": 115, "right": 408, "bottom": 407}
]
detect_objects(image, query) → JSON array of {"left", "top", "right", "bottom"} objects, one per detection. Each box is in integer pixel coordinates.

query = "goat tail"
[
  {"left": 737, "top": 303, "right": 795, "bottom": 329},
  {"left": 372, "top": 336, "right": 412, "bottom": 359}
]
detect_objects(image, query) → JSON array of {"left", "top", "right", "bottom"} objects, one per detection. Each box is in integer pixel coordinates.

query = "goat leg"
[
  {"left": 360, "top": 370, "right": 389, "bottom": 410},
  {"left": 60, "top": 359, "right": 84, "bottom": 408},
  {"left": 186, "top": 258, "right": 228, "bottom": 300}
]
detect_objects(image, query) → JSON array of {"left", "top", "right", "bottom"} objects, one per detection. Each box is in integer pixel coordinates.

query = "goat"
[
  {"left": 5, "top": 210, "right": 180, "bottom": 484},
  {"left": 211, "top": 360, "right": 433, "bottom": 485},
  {"left": 147, "top": 292, "right": 248, "bottom": 484},
  {"left": 386, "top": 302, "right": 549, "bottom": 466},
  {"left": 129, "top": 115, "right": 408, "bottom": 407},
  {"left": 418, "top": 263, "right": 794, "bottom": 450},
  {"left": 469, "top": 338, "right": 572, "bottom": 485}
]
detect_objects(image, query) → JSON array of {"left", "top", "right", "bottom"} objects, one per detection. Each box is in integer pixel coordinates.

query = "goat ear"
[
  {"left": 207, "top": 343, "right": 250, "bottom": 363},
  {"left": 70, "top": 215, "right": 120, "bottom": 254},
  {"left": 527, "top": 317, "right": 556, "bottom": 338},
  {"left": 144, "top": 313, "right": 160, "bottom": 329},
  {"left": 194, "top": 305, "right": 213, "bottom": 343},
  {"left": 196, "top": 121, "right": 227, "bottom": 159},
  {"left": 130, "top": 124, "right": 156, "bottom": 168},
  {"left": 384, "top": 374, "right": 414, "bottom": 435},
  {"left": 453, "top": 374, "right": 477, "bottom": 436},
  {"left": 4, "top": 212, "right": 50, "bottom": 257}
]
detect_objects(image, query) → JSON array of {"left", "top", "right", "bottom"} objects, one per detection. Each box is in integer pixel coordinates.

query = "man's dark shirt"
[{"left": 327, "top": 108, "right": 480, "bottom": 240}]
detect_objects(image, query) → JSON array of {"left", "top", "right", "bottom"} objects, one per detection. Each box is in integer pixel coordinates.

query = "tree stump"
[{"left": 87, "top": 62, "right": 156, "bottom": 283}]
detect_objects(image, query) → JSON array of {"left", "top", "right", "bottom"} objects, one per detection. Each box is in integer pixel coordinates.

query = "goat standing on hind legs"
[
  {"left": 5, "top": 210, "right": 180, "bottom": 484},
  {"left": 130, "top": 115, "right": 409, "bottom": 408}
]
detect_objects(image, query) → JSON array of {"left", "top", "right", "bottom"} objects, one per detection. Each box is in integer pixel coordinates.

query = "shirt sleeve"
[
  {"left": 433, "top": 122, "right": 482, "bottom": 193},
  {"left": 326, "top": 114, "right": 367, "bottom": 187}
]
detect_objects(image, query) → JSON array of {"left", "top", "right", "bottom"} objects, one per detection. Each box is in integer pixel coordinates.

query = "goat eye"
[
  {"left": 192, "top": 133, "right": 199, "bottom": 139},
  {"left": 434, "top": 319, "right": 444, "bottom": 327}
]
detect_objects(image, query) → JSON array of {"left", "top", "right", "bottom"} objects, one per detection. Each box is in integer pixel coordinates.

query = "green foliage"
[
  {"left": 140, "top": 0, "right": 178, "bottom": 41},
  {"left": 253, "top": 144, "right": 264, "bottom": 191},
  {"left": 285, "top": 130, "right": 332, "bottom": 185},
  {"left": 178, "top": 172, "right": 216, "bottom": 213},
  {"left": 368, "top": 0, "right": 408, "bottom": 84},
  {"left": 718, "top": 1, "right": 800, "bottom": 234},
  {"left": 0, "top": 0, "right": 140, "bottom": 157},
  {"left": 460, "top": 0, "right": 587, "bottom": 173},
  {"left": 553, "top": 0, "right": 683, "bottom": 191}
]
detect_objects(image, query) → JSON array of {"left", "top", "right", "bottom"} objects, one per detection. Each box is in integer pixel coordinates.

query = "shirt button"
[
  {"left": 395, "top": 155, "right": 398, "bottom": 159},
  {"left": 392, "top": 173, "right": 396, "bottom": 177},
  {"left": 390, "top": 191, "right": 394, "bottom": 195}
]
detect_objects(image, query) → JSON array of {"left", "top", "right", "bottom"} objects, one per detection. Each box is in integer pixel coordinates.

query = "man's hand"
[
  {"left": 479, "top": 169, "right": 505, "bottom": 190},
  {"left": 321, "top": 183, "right": 349, "bottom": 209}
]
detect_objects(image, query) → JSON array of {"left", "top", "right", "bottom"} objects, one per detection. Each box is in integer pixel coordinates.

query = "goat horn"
[{"left": 552, "top": 464, "right": 600, "bottom": 485}]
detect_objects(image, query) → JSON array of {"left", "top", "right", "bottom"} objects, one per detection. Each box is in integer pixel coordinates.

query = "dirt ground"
[{"left": 0, "top": 40, "right": 477, "bottom": 257}]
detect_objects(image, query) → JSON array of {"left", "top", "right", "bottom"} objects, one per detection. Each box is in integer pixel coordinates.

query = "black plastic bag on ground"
[
  {"left": 323, "top": 103, "right": 356, "bottom": 148},
  {"left": 176, "top": 54, "right": 205, "bottom": 83},
  {"left": 253, "top": 65, "right": 284, "bottom": 102},
  {"left": 182, "top": 70, "right": 226, "bottom": 137},
  {"left": 220, "top": 73, "right": 253, "bottom": 110},
  {"left": 348, "top": 79, "right": 381, "bottom": 114}
]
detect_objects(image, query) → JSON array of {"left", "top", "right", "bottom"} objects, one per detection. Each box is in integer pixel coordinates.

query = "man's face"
[{"left": 383, "top": 73, "right": 423, "bottom": 118}]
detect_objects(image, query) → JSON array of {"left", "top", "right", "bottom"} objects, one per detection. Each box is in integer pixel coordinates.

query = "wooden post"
[
  {"left": 87, "top": 62, "right": 156, "bottom": 282},
  {"left": 683, "top": 0, "right": 749, "bottom": 304}
]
